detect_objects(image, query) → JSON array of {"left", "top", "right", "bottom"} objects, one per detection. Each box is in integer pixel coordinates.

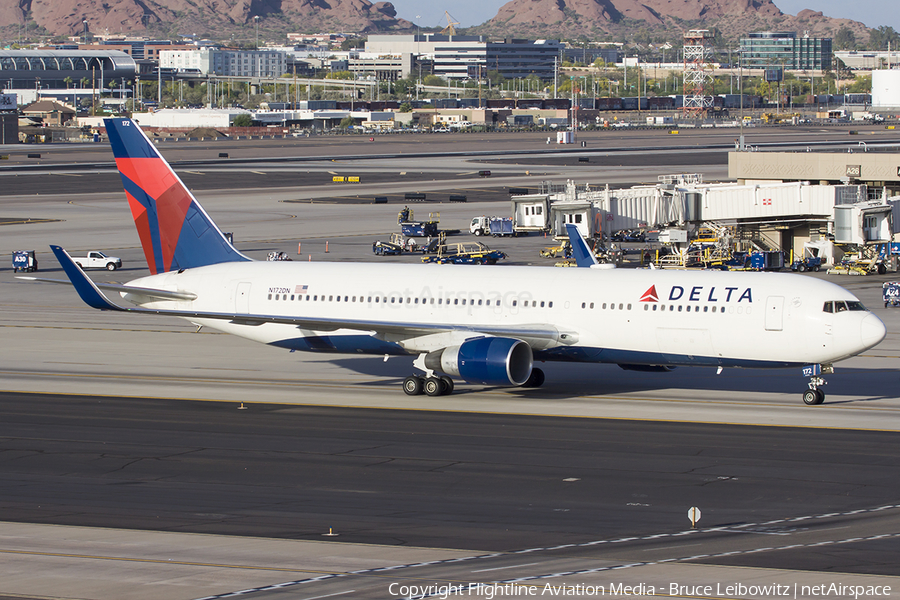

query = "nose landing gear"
[{"left": 801, "top": 364, "right": 832, "bottom": 405}]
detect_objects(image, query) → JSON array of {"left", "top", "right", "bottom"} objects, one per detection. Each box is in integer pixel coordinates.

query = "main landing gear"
[
  {"left": 403, "top": 375, "right": 454, "bottom": 396},
  {"left": 801, "top": 364, "right": 831, "bottom": 405}
]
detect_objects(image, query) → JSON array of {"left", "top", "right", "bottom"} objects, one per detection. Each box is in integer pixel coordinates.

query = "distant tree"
[
  {"left": 422, "top": 74, "right": 446, "bottom": 86},
  {"left": 844, "top": 74, "right": 871, "bottom": 93},
  {"left": 399, "top": 102, "right": 413, "bottom": 113},
  {"left": 326, "top": 71, "right": 354, "bottom": 80},
  {"left": 869, "top": 26, "right": 900, "bottom": 50},
  {"left": 340, "top": 38, "right": 365, "bottom": 51},
  {"left": 833, "top": 27, "right": 857, "bottom": 50},
  {"left": 339, "top": 116, "right": 355, "bottom": 129},
  {"left": 233, "top": 113, "right": 253, "bottom": 127}
]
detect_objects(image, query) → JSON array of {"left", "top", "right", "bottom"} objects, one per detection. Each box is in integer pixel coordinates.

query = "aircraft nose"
[{"left": 861, "top": 313, "right": 887, "bottom": 349}]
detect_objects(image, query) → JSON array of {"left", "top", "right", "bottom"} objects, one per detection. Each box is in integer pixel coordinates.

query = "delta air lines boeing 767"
[{"left": 30, "top": 118, "right": 887, "bottom": 404}]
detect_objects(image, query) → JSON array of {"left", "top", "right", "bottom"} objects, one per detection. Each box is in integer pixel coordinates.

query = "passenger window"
[
  {"left": 336, "top": 296, "right": 341, "bottom": 302},
  {"left": 652, "top": 305, "right": 657, "bottom": 311},
  {"left": 549, "top": 302, "right": 553, "bottom": 308},
  {"left": 512, "top": 300, "right": 517, "bottom": 306},
  {"left": 626, "top": 304, "right": 630, "bottom": 310},
  {"left": 268, "top": 294, "right": 272, "bottom": 300},
  {"left": 602, "top": 303, "right": 607, "bottom": 309}
]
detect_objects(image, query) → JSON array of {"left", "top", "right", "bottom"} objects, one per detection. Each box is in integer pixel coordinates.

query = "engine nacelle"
[{"left": 424, "top": 337, "right": 533, "bottom": 386}]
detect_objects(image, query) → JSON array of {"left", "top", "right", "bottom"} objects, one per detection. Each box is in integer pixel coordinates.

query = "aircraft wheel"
[
  {"left": 424, "top": 377, "right": 443, "bottom": 396},
  {"left": 523, "top": 368, "right": 545, "bottom": 388},
  {"left": 802, "top": 389, "right": 824, "bottom": 405},
  {"left": 403, "top": 376, "right": 423, "bottom": 396},
  {"left": 440, "top": 376, "right": 454, "bottom": 395}
]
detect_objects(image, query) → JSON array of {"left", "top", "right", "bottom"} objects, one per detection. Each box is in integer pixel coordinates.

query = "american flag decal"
[{"left": 295, "top": 284, "right": 308, "bottom": 293}]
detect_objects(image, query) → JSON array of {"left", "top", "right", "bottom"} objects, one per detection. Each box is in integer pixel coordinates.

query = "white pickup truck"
[{"left": 73, "top": 251, "right": 123, "bottom": 271}]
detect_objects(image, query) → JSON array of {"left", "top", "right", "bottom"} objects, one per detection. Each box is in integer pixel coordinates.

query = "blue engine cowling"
[{"left": 425, "top": 337, "right": 533, "bottom": 386}]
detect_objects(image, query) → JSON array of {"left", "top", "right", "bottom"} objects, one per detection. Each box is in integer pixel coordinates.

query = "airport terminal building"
[{"left": 0, "top": 50, "right": 137, "bottom": 90}]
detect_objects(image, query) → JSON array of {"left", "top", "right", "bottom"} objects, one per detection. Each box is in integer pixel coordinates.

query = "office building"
[{"left": 739, "top": 32, "right": 832, "bottom": 71}]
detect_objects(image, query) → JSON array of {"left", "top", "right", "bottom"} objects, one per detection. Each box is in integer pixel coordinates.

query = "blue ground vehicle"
[
  {"left": 422, "top": 242, "right": 506, "bottom": 265},
  {"left": 12, "top": 250, "right": 37, "bottom": 272},
  {"left": 884, "top": 282, "right": 900, "bottom": 308},
  {"left": 791, "top": 255, "right": 822, "bottom": 272}
]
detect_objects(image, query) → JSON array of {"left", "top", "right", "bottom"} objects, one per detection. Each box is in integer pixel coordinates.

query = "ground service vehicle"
[
  {"left": 421, "top": 242, "right": 506, "bottom": 265},
  {"left": 73, "top": 251, "right": 122, "bottom": 271},
  {"left": 884, "top": 282, "right": 900, "bottom": 308},
  {"left": 12, "top": 250, "right": 37, "bottom": 272}
]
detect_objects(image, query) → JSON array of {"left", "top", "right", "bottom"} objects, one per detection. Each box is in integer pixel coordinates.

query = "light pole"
[{"left": 254, "top": 15, "right": 260, "bottom": 50}]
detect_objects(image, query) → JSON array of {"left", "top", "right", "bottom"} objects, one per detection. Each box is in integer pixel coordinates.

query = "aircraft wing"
[
  {"left": 46, "top": 245, "right": 570, "bottom": 345},
  {"left": 15, "top": 275, "right": 198, "bottom": 302}
]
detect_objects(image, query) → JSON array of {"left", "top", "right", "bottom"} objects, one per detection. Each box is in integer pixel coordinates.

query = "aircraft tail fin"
[
  {"left": 565, "top": 224, "right": 600, "bottom": 268},
  {"left": 104, "top": 117, "right": 250, "bottom": 274}
]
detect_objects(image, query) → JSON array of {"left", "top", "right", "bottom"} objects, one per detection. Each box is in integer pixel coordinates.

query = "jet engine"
[{"left": 424, "top": 337, "right": 533, "bottom": 386}]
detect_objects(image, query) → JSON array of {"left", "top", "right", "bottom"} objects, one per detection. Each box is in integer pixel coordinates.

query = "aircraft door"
[
  {"left": 764, "top": 296, "right": 784, "bottom": 331},
  {"left": 235, "top": 282, "right": 251, "bottom": 313}
]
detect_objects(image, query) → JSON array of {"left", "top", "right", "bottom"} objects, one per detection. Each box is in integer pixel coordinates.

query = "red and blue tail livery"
[{"left": 105, "top": 118, "right": 249, "bottom": 274}]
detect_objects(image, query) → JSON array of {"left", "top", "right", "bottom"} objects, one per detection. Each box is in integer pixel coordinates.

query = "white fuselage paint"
[{"left": 123, "top": 261, "right": 885, "bottom": 368}]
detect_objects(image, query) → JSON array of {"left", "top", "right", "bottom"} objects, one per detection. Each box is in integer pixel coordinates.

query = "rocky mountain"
[
  {"left": 0, "top": 0, "right": 412, "bottom": 41},
  {"left": 471, "top": 0, "right": 870, "bottom": 43},
  {"left": 0, "top": 0, "right": 870, "bottom": 47}
]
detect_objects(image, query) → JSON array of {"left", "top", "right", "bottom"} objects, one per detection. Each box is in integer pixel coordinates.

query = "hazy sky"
[{"left": 388, "top": 0, "right": 899, "bottom": 32}]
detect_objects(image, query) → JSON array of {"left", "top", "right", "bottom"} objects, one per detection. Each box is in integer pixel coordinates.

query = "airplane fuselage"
[{"left": 124, "top": 262, "right": 884, "bottom": 370}]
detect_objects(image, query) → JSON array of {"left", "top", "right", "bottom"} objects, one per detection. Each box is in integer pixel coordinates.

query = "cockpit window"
[{"left": 824, "top": 300, "right": 866, "bottom": 313}]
